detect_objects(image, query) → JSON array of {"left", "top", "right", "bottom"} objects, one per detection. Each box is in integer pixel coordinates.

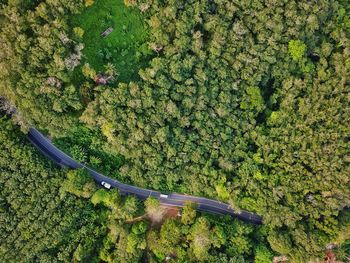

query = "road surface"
[{"left": 28, "top": 128, "right": 263, "bottom": 225}]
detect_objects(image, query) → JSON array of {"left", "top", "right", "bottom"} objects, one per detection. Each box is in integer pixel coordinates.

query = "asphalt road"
[{"left": 28, "top": 128, "right": 263, "bottom": 225}]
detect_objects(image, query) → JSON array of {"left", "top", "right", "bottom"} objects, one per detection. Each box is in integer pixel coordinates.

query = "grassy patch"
[{"left": 70, "top": 0, "right": 151, "bottom": 83}]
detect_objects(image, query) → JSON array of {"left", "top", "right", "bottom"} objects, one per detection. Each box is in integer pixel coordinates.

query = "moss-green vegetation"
[{"left": 70, "top": 0, "right": 151, "bottom": 82}]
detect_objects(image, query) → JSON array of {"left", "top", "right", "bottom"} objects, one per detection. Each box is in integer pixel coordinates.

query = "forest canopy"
[
  {"left": 0, "top": 115, "right": 274, "bottom": 262},
  {"left": 81, "top": 2, "right": 350, "bottom": 260},
  {"left": 0, "top": 0, "right": 350, "bottom": 262}
]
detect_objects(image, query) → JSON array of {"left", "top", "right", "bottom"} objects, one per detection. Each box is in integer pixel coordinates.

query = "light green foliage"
[
  {"left": 239, "top": 197, "right": 259, "bottom": 212},
  {"left": 189, "top": 217, "right": 211, "bottom": 261},
  {"left": 267, "top": 231, "right": 293, "bottom": 256},
  {"left": 145, "top": 209, "right": 267, "bottom": 262},
  {"left": 288, "top": 39, "right": 314, "bottom": 74},
  {"left": 212, "top": 226, "right": 227, "bottom": 248},
  {"left": 73, "top": 27, "right": 85, "bottom": 39},
  {"left": 91, "top": 188, "right": 120, "bottom": 209},
  {"left": 144, "top": 196, "right": 160, "bottom": 212},
  {"left": 91, "top": 192, "right": 144, "bottom": 262},
  {"left": 60, "top": 169, "right": 96, "bottom": 198},
  {"left": 215, "top": 183, "right": 231, "bottom": 200},
  {"left": 124, "top": 0, "right": 137, "bottom": 7},
  {"left": 226, "top": 221, "right": 254, "bottom": 256},
  {"left": 117, "top": 195, "right": 139, "bottom": 219},
  {"left": 126, "top": 233, "right": 146, "bottom": 253},
  {"left": 181, "top": 202, "right": 197, "bottom": 225},
  {"left": 288, "top": 40, "right": 307, "bottom": 61},
  {"left": 70, "top": 144, "right": 87, "bottom": 163},
  {"left": 240, "top": 86, "right": 264, "bottom": 111},
  {"left": 104, "top": 62, "right": 119, "bottom": 80},
  {"left": 91, "top": 188, "right": 110, "bottom": 205},
  {"left": 268, "top": 111, "right": 280, "bottom": 125},
  {"left": 82, "top": 63, "right": 97, "bottom": 79},
  {"left": 254, "top": 245, "right": 274, "bottom": 263},
  {"left": 131, "top": 221, "right": 148, "bottom": 235},
  {"left": 147, "top": 219, "right": 183, "bottom": 260}
]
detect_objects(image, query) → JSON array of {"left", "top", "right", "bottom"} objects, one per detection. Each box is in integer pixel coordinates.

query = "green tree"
[
  {"left": 91, "top": 188, "right": 120, "bottom": 210},
  {"left": 60, "top": 169, "right": 96, "bottom": 198},
  {"left": 181, "top": 202, "right": 197, "bottom": 225},
  {"left": 82, "top": 63, "right": 97, "bottom": 80},
  {"left": 188, "top": 217, "right": 211, "bottom": 261},
  {"left": 0, "top": 117, "right": 103, "bottom": 262},
  {"left": 145, "top": 197, "right": 166, "bottom": 223},
  {"left": 254, "top": 245, "right": 274, "bottom": 263},
  {"left": 288, "top": 40, "right": 307, "bottom": 61}
]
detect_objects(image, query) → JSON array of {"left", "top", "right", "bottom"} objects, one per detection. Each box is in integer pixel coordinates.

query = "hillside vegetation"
[
  {"left": 0, "top": 116, "right": 274, "bottom": 262},
  {"left": 0, "top": 0, "right": 349, "bottom": 262}
]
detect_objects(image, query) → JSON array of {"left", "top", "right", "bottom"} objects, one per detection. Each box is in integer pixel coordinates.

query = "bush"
[
  {"left": 254, "top": 245, "right": 274, "bottom": 263},
  {"left": 73, "top": 27, "right": 85, "bottom": 39}
]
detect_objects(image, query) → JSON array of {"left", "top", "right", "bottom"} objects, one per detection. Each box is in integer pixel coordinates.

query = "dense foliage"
[
  {"left": 53, "top": 125, "right": 125, "bottom": 180},
  {"left": 0, "top": 117, "right": 104, "bottom": 262},
  {"left": 81, "top": 0, "right": 350, "bottom": 261},
  {"left": 87, "top": 190, "right": 274, "bottom": 263},
  {"left": 1, "top": 0, "right": 349, "bottom": 262},
  {"left": 0, "top": 0, "right": 151, "bottom": 137},
  {"left": 0, "top": 116, "right": 274, "bottom": 262},
  {"left": 0, "top": 0, "right": 85, "bottom": 135}
]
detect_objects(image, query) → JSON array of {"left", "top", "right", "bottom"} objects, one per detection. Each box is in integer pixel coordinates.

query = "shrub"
[{"left": 288, "top": 40, "right": 307, "bottom": 61}]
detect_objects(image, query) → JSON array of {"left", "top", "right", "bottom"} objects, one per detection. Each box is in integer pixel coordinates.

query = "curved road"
[{"left": 28, "top": 128, "right": 263, "bottom": 225}]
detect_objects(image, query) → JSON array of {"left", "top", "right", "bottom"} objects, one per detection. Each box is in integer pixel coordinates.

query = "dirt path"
[{"left": 126, "top": 206, "right": 180, "bottom": 226}]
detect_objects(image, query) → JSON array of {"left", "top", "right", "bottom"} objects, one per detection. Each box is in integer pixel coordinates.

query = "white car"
[
  {"left": 101, "top": 181, "right": 111, "bottom": 189},
  {"left": 160, "top": 194, "right": 168, "bottom": 198}
]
